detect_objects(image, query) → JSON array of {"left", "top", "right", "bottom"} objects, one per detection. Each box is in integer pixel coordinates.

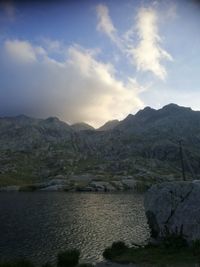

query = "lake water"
[{"left": 0, "top": 192, "right": 149, "bottom": 265}]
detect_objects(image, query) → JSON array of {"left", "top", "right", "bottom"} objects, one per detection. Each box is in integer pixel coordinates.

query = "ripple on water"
[{"left": 0, "top": 192, "right": 150, "bottom": 264}]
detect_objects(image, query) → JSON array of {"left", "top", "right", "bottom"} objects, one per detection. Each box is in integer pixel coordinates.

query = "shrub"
[
  {"left": 162, "top": 233, "right": 188, "bottom": 249},
  {"left": 161, "top": 225, "right": 188, "bottom": 249},
  {"left": 41, "top": 263, "right": 53, "bottom": 267},
  {"left": 103, "top": 241, "right": 128, "bottom": 260},
  {"left": 192, "top": 239, "right": 200, "bottom": 256},
  {"left": 103, "top": 247, "right": 112, "bottom": 260},
  {"left": 78, "top": 264, "right": 94, "bottom": 267},
  {"left": 57, "top": 249, "right": 80, "bottom": 267},
  {"left": 111, "top": 241, "right": 127, "bottom": 251}
]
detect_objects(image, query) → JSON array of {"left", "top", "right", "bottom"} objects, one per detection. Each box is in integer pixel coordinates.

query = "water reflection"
[{"left": 0, "top": 192, "right": 149, "bottom": 265}]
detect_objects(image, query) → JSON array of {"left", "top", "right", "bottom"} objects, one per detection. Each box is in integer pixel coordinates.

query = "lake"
[{"left": 0, "top": 192, "right": 149, "bottom": 265}]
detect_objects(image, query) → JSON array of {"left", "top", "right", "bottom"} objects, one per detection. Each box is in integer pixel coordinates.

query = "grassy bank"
[
  {"left": 0, "top": 249, "right": 93, "bottom": 267},
  {"left": 103, "top": 239, "right": 200, "bottom": 266},
  {"left": 2, "top": 238, "right": 200, "bottom": 267}
]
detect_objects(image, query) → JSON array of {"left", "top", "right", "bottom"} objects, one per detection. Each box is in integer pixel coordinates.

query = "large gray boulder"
[{"left": 144, "top": 181, "right": 200, "bottom": 242}]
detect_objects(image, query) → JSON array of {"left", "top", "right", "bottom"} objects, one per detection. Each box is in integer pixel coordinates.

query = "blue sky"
[{"left": 0, "top": 0, "right": 200, "bottom": 127}]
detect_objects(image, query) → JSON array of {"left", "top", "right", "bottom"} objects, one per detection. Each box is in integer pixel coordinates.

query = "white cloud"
[
  {"left": 1, "top": 39, "right": 144, "bottom": 127},
  {"left": 96, "top": 4, "right": 121, "bottom": 47},
  {"left": 127, "top": 7, "right": 173, "bottom": 80},
  {"left": 4, "top": 39, "right": 46, "bottom": 63},
  {"left": 96, "top": 4, "right": 173, "bottom": 80}
]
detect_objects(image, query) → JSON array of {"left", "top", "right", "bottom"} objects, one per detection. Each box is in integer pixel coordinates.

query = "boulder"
[
  {"left": 40, "top": 185, "right": 67, "bottom": 191},
  {"left": 122, "top": 179, "right": 136, "bottom": 189},
  {"left": 90, "top": 181, "right": 116, "bottom": 192},
  {"left": 144, "top": 181, "right": 200, "bottom": 242}
]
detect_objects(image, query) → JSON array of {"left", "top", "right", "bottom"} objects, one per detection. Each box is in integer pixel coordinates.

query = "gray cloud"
[{"left": 0, "top": 40, "right": 144, "bottom": 127}]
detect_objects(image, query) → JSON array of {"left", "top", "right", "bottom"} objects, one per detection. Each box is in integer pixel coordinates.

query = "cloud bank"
[{"left": 0, "top": 39, "right": 143, "bottom": 127}]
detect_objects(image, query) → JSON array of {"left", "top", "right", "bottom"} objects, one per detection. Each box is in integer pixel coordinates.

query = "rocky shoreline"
[{"left": 0, "top": 175, "right": 150, "bottom": 192}]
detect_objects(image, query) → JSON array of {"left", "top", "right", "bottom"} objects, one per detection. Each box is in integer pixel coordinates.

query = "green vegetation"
[
  {"left": 2, "top": 238, "right": 200, "bottom": 267},
  {"left": 103, "top": 241, "right": 128, "bottom": 260},
  {"left": 103, "top": 238, "right": 200, "bottom": 265},
  {"left": 0, "top": 249, "right": 92, "bottom": 267},
  {"left": 41, "top": 263, "right": 53, "bottom": 267},
  {"left": 57, "top": 249, "right": 80, "bottom": 267},
  {"left": 77, "top": 264, "right": 94, "bottom": 267}
]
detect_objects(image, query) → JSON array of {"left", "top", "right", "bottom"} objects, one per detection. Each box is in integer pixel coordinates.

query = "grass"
[
  {"left": 1, "top": 240, "right": 200, "bottom": 266},
  {"left": 106, "top": 245, "right": 199, "bottom": 265},
  {"left": 57, "top": 249, "right": 80, "bottom": 267},
  {"left": 103, "top": 240, "right": 200, "bottom": 265},
  {"left": 0, "top": 249, "right": 92, "bottom": 267}
]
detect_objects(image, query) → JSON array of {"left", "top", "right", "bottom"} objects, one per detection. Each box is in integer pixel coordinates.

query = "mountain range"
[{"left": 1, "top": 103, "right": 200, "bottom": 187}]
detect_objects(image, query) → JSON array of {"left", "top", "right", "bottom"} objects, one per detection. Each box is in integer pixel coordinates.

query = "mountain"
[
  {"left": 97, "top": 120, "right": 120, "bottom": 131},
  {"left": 71, "top": 122, "right": 95, "bottom": 131},
  {"left": 0, "top": 115, "right": 72, "bottom": 150},
  {"left": 1, "top": 103, "right": 200, "bottom": 187}
]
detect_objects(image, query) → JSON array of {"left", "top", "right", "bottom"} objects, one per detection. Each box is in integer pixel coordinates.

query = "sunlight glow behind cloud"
[
  {"left": 1, "top": 40, "right": 144, "bottom": 127},
  {"left": 2, "top": 0, "right": 198, "bottom": 125}
]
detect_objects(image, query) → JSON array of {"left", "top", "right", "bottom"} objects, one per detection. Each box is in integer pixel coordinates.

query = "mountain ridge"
[{"left": 1, "top": 103, "right": 200, "bottom": 187}]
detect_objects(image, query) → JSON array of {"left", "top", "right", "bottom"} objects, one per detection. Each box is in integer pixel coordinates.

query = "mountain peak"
[
  {"left": 162, "top": 103, "right": 181, "bottom": 110},
  {"left": 161, "top": 103, "right": 192, "bottom": 112},
  {"left": 135, "top": 106, "right": 156, "bottom": 119},
  {"left": 98, "top": 119, "right": 120, "bottom": 131},
  {"left": 45, "top": 117, "right": 60, "bottom": 123}
]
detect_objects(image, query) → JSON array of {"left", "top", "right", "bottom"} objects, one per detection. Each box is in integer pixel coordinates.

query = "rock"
[
  {"left": 144, "top": 181, "right": 200, "bottom": 242},
  {"left": 76, "top": 186, "right": 94, "bottom": 192},
  {"left": 111, "top": 181, "right": 124, "bottom": 190},
  {"left": 40, "top": 185, "right": 68, "bottom": 191},
  {"left": 90, "top": 181, "right": 116, "bottom": 192},
  {"left": 70, "top": 174, "right": 94, "bottom": 182},
  {"left": 0, "top": 185, "right": 20, "bottom": 191},
  {"left": 54, "top": 174, "right": 67, "bottom": 180},
  {"left": 122, "top": 179, "right": 136, "bottom": 190},
  {"left": 90, "top": 181, "right": 105, "bottom": 191},
  {"left": 96, "top": 262, "right": 137, "bottom": 267},
  {"left": 47, "top": 179, "right": 68, "bottom": 185}
]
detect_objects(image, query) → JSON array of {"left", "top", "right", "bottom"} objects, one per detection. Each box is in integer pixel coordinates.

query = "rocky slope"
[
  {"left": 0, "top": 104, "right": 200, "bottom": 187},
  {"left": 144, "top": 180, "right": 200, "bottom": 242},
  {"left": 97, "top": 120, "right": 120, "bottom": 131},
  {"left": 71, "top": 122, "right": 95, "bottom": 131}
]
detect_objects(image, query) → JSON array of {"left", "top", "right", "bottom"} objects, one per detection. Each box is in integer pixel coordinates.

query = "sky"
[{"left": 0, "top": 0, "right": 200, "bottom": 127}]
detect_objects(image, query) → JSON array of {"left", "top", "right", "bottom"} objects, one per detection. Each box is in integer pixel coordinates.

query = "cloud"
[
  {"left": 5, "top": 39, "right": 46, "bottom": 63},
  {"left": 127, "top": 7, "right": 173, "bottom": 80},
  {"left": 96, "top": 4, "right": 172, "bottom": 80},
  {"left": 0, "top": 39, "right": 144, "bottom": 127},
  {"left": 96, "top": 4, "right": 121, "bottom": 47}
]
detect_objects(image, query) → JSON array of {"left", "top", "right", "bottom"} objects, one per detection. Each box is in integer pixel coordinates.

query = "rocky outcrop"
[{"left": 144, "top": 181, "right": 200, "bottom": 242}]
